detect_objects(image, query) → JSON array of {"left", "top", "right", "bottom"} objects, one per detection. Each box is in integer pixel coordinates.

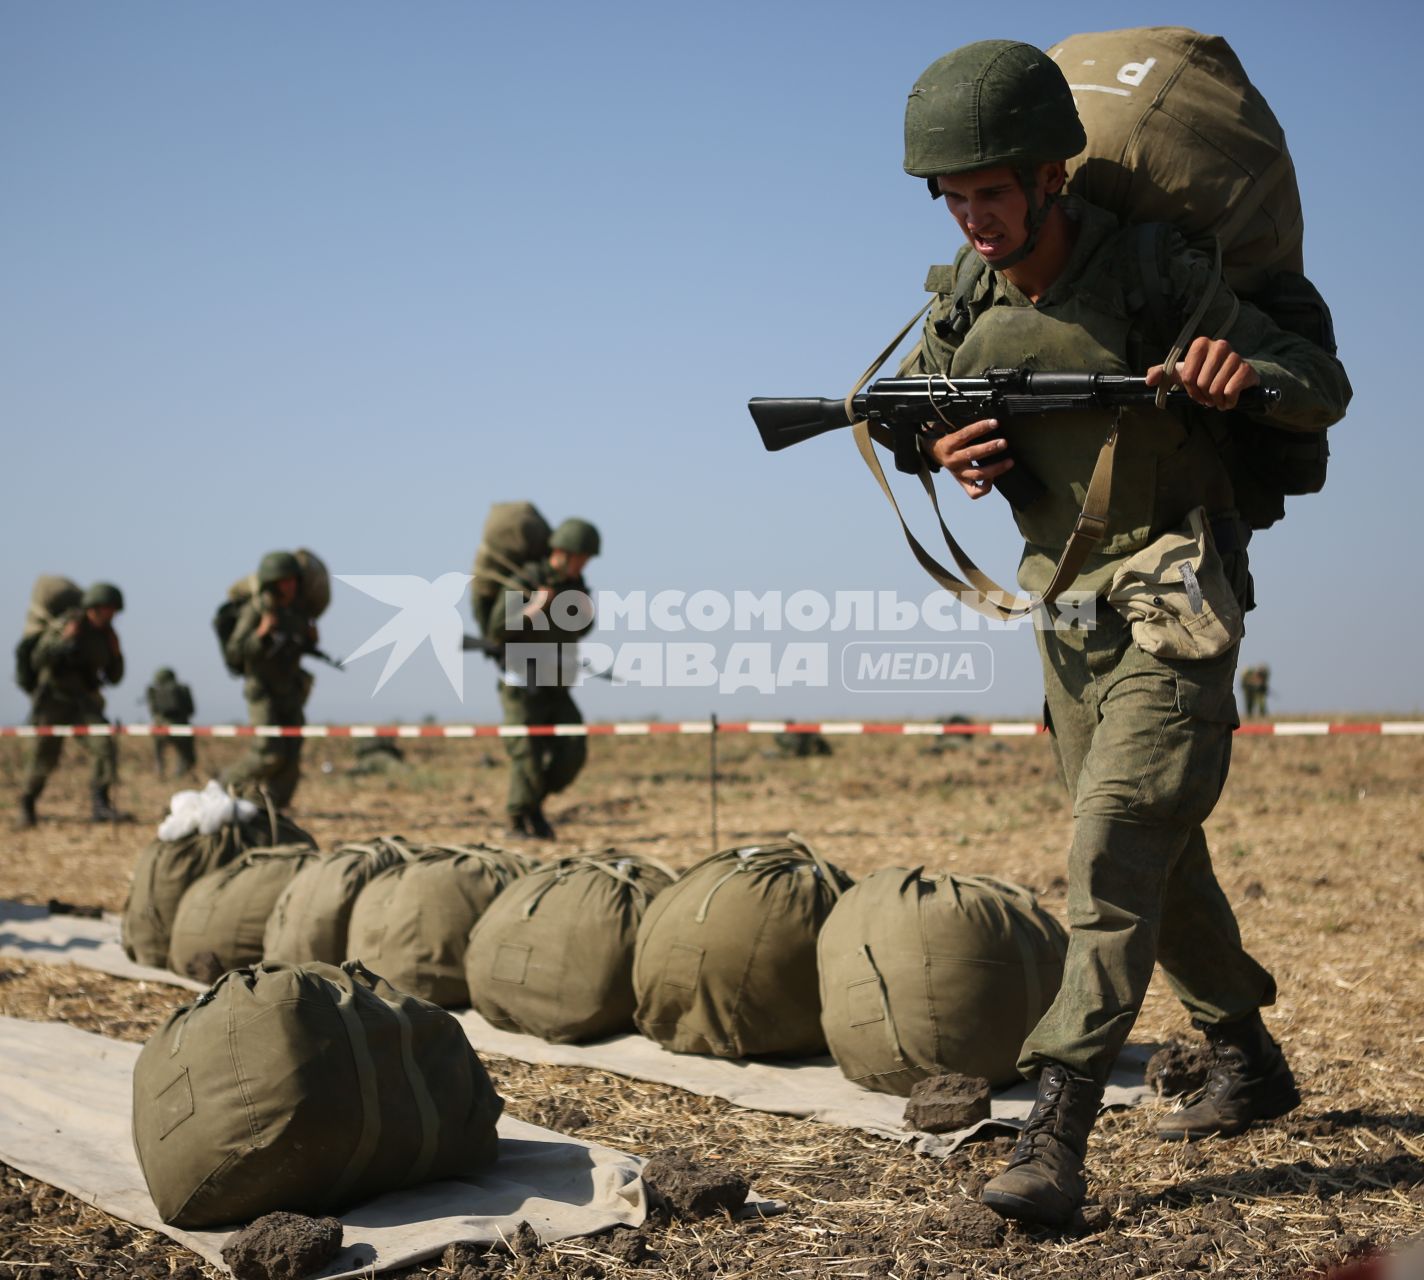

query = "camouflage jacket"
[
  {"left": 906, "top": 197, "right": 1353, "bottom": 596},
  {"left": 486, "top": 560, "right": 594, "bottom": 687},
  {"left": 223, "top": 591, "right": 315, "bottom": 706},
  {"left": 31, "top": 610, "right": 123, "bottom": 708},
  {"left": 146, "top": 678, "right": 195, "bottom": 723}
]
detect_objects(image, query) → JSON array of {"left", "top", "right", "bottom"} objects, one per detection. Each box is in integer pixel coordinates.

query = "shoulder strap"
[{"left": 847, "top": 300, "right": 1119, "bottom": 621}]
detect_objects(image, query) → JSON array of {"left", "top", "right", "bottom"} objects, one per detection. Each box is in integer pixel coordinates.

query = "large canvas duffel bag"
[
  {"left": 465, "top": 851, "right": 675, "bottom": 1043},
  {"left": 633, "top": 838, "right": 851, "bottom": 1058},
  {"left": 818, "top": 869, "right": 1068, "bottom": 1091},
  {"left": 132, "top": 960, "right": 502, "bottom": 1228}
]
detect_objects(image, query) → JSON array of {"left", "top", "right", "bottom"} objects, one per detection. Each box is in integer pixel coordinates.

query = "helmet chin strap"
[{"left": 981, "top": 165, "right": 1057, "bottom": 272}]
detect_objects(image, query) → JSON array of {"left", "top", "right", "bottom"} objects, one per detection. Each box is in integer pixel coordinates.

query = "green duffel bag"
[
  {"left": 122, "top": 797, "right": 314, "bottom": 968},
  {"left": 465, "top": 851, "right": 676, "bottom": 1043},
  {"left": 168, "top": 846, "right": 322, "bottom": 982},
  {"left": 345, "top": 844, "right": 533, "bottom": 1007},
  {"left": 133, "top": 960, "right": 503, "bottom": 1228},
  {"left": 263, "top": 836, "right": 416, "bottom": 966},
  {"left": 632, "top": 837, "right": 852, "bottom": 1058},
  {"left": 817, "top": 869, "right": 1068, "bottom": 1093}
]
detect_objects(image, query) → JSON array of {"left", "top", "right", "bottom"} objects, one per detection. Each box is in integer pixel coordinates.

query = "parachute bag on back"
[
  {"left": 122, "top": 793, "right": 315, "bottom": 969},
  {"left": 818, "top": 869, "right": 1068, "bottom": 1092},
  {"left": 470, "top": 502, "right": 551, "bottom": 638},
  {"left": 465, "top": 852, "right": 676, "bottom": 1043},
  {"left": 168, "top": 845, "right": 322, "bottom": 983},
  {"left": 263, "top": 836, "right": 416, "bottom": 966},
  {"left": 345, "top": 844, "right": 535, "bottom": 1007},
  {"left": 1050, "top": 25, "right": 1337, "bottom": 528},
  {"left": 133, "top": 960, "right": 502, "bottom": 1229},
  {"left": 14, "top": 575, "right": 82, "bottom": 694},
  {"left": 632, "top": 838, "right": 852, "bottom": 1058}
]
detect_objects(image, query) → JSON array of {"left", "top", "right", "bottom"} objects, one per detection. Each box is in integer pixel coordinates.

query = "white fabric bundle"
[{"left": 156, "top": 781, "right": 259, "bottom": 842}]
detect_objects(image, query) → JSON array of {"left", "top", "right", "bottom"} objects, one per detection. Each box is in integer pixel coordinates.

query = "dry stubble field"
[{"left": 0, "top": 725, "right": 1421, "bottom": 1280}]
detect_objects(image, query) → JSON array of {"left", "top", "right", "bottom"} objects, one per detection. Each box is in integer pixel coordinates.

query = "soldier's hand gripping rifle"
[{"left": 749, "top": 368, "right": 1278, "bottom": 510}]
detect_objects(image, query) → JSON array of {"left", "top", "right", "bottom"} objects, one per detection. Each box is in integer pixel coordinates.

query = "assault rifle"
[{"left": 749, "top": 368, "right": 1278, "bottom": 511}]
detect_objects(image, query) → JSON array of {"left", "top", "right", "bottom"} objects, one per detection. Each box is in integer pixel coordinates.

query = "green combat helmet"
[
  {"left": 549, "top": 518, "right": 601, "bottom": 557},
  {"left": 81, "top": 582, "right": 125, "bottom": 611},
  {"left": 904, "top": 40, "right": 1086, "bottom": 269},
  {"left": 153, "top": 667, "right": 176, "bottom": 683},
  {"left": 258, "top": 550, "right": 302, "bottom": 586}
]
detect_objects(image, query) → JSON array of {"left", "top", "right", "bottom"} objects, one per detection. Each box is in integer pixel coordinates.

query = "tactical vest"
[
  {"left": 929, "top": 229, "right": 1233, "bottom": 596},
  {"left": 937, "top": 221, "right": 1332, "bottom": 536}
]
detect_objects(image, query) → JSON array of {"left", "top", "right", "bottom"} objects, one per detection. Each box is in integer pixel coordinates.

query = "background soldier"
[
  {"left": 219, "top": 551, "right": 317, "bottom": 809},
  {"left": 899, "top": 43, "right": 1351, "bottom": 1226},
  {"left": 17, "top": 582, "right": 129, "bottom": 825},
  {"left": 145, "top": 667, "right": 196, "bottom": 779},
  {"left": 485, "top": 518, "right": 600, "bottom": 839},
  {"left": 1241, "top": 664, "right": 1271, "bottom": 718}
]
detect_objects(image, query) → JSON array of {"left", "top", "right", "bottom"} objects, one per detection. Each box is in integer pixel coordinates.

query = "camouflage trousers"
[
  {"left": 152, "top": 720, "right": 196, "bottom": 778},
  {"left": 498, "top": 683, "right": 586, "bottom": 816},
  {"left": 23, "top": 694, "right": 117, "bottom": 796},
  {"left": 220, "top": 695, "right": 303, "bottom": 809},
  {"left": 1019, "top": 605, "right": 1276, "bottom": 1088}
]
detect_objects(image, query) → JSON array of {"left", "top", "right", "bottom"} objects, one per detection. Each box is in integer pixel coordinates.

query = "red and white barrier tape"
[{"left": 2, "top": 721, "right": 1421, "bottom": 739}]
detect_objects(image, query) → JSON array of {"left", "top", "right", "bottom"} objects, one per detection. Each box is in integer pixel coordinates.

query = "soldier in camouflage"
[
  {"left": 484, "top": 518, "right": 600, "bottom": 840},
  {"left": 145, "top": 667, "right": 196, "bottom": 779},
  {"left": 219, "top": 551, "right": 317, "bottom": 809},
  {"left": 18, "top": 582, "right": 129, "bottom": 825},
  {"left": 1240, "top": 664, "right": 1271, "bottom": 718},
  {"left": 896, "top": 42, "right": 1351, "bottom": 1225}
]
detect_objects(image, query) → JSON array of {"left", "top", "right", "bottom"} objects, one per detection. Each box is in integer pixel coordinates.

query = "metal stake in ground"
[{"left": 709, "top": 712, "right": 719, "bottom": 854}]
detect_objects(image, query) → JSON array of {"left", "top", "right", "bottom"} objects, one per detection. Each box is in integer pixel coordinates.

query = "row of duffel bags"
[
  {"left": 123, "top": 825, "right": 1069, "bottom": 1092},
  {"left": 629, "top": 840, "right": 1070, "bottom": 1090}
]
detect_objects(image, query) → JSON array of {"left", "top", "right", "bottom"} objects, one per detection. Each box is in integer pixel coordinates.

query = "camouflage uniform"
[
  {"left": 219, "top": 583, "right": 314, "bottom": 809},
  {"left": 21, "top": 596, "right": 124, "bottom": 818},
  {"left": 909, "top": 194, "right": 1351, "bottom": 1087},
  {"left": 145, "top": 668, "right": 196, "bottom": 778},
  {"left": 1240, "top": 665, "right": 1270, "bottom": 718},
  {"left": 487, "top": 557, "right": 595, "bottom": 829},
  {"left": 889, "top": 36, "right": 1352, "bottom": 1227}
]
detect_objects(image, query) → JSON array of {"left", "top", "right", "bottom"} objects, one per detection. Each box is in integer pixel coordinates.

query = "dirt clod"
[
  {"left": 643, "top": 1149, "right": 749, "bottom": 1219},
  {"left": 1145, "top": 1038, "right": 1212, "bottom": 1097},
  {"left": 502, "top": 1220, "right": 541, "bottom": 1257},
  {"left": 220, "top": 1211, "right": 342, "bottom": 1280},
  {"left": 935, "top": 1197, "right": 1006, "bottom": 1248},
  {"left": 904, "top": 1073, "right": 992, "bottom": 1133},
  {"left": 46, "top": 898, "right": 103, "bottom": 918},
  {"left": 600, "top": 1225, "right": 657, "bottom": 1264},
  {"left": 531, "top": 1098, "right": 592, "bottom": 1131}
]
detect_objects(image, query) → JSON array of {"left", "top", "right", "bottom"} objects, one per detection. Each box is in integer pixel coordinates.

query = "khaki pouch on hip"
[{"left": 1106, "top": 507, "right": 1244, "bottom": 661}]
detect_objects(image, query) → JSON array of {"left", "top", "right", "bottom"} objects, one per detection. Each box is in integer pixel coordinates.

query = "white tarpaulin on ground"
[
  {"left": 0, "top": 900, "right": 1156, "bottom": 1156},
  {"left": 0, "top": 1017, "right": 647, "bottom": 1277}
]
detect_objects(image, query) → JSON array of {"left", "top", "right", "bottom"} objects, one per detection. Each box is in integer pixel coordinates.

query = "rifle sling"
[{"left": 846, "top": 303, "right": 1117, "bottom": 621}]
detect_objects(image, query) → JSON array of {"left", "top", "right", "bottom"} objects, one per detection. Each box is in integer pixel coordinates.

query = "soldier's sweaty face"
[{"left": 936, "top": 166, "right": 1030, "bottom": 265}]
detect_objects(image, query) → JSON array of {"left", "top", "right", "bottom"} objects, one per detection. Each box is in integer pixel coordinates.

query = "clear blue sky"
[{"left": 3, "top": 0, "right": 1417, "bottom": 726}]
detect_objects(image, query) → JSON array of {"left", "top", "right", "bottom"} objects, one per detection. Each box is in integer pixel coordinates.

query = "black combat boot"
[
  {"left": 506, "top": 806, "right": 556, "bottom": 840},
  {"left": 16, "top": 791, "right": 39, "bottom": 829},
  {"left": 90, "top": 785, "right": 132, "bottom": 823},
  {"left": 981, "top": 1062, "right": 1103, "bottom": 1227},
  {"left": 1156, "top": 1012, "right": 1300, "bottom": 1141}
]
